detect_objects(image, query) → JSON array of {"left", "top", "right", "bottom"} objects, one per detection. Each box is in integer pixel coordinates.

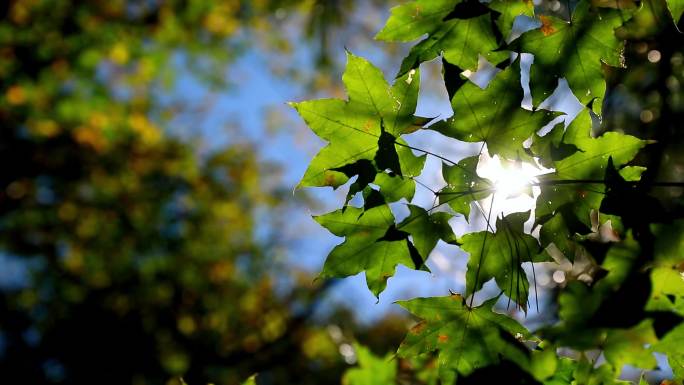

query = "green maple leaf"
[
  {"left": 314, "top": 205, "right": 417, "bottom": 297},
  {"left": 488, "top": 0, "right": 535, "bottom": 39},
  {"left": 538, "top": 212, "right": 576, "bottom": 260},
  {"left": 517, "top": 2, "right": 631, "bottom": 112},
  {"left": 432, "top": 60, "right": 560, "bottom": 160},
  {"left": 529, "top": 345, "right": 558, "bottom": 381},
  {"left": 653, "top": 322, "right": 684, "bottom": 380},
  {"left": 371, "top": 172, "right": 416, "bottom": 203},
  {"left": 529, "top": 122, "right": 582, "bottom": 169},
  {"left": 646, "top": 220, "right": 684, "bottom": 316},
  {"left": 549, "top": 234, "right": 640, "bottom": 350},
  {"left": 604, "top": 320, "right": 657, "bottom": 373},
  {"left": 667, "top": 0, "right": 684, "bottom": 24},
  {"left": 647, "top": 263, "right": 684, "bottom": 316},
  {"left": 376, "top": 0, "right": 507, "bottom": 75},
  {"left": 573, "top": 359, "right": 632, "bottom": 385},
  {"left": 533, "top": 108, "right": 647, "bottom": 228},
  {"left": 399, "top": 204, "right": 459, "bottom": 259},
  {"left": 373, "top": 141, "right": 427, "bottom": 204},
  {"left": 397, "top": 294, "right": 531, "bottom": 383},
  {"left": 375, "top": 0, "right": 456, "bottom": 42},
  {"left": 342, "top": 344, "right": 396, "bottom": 385},
  {"left": 315, "top": 204, "right": 457, "bottom": 297},
  {"left": 291, "top": 51, "right": 425, "bottom": 201},
  {"left": 461, "top": 211, "right": 542, "bottom": 310},
  {"left": 542, "top": 357, "right": 576, "bottom": 385},
  {"left": 439, "top": 155, "right": 492, "bottom": 219}
]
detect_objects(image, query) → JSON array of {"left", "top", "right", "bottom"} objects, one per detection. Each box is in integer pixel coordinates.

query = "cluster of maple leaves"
[{"left": 293, "top": 0, "right": 684, "bottom": 384}]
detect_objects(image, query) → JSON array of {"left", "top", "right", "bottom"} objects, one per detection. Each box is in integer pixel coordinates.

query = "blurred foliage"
[
  {"left": 342, "top": 343, "right": 396, "bottom": 385},
  {"left": 0, "top": 0, "right": 411, "bottom": 384}
]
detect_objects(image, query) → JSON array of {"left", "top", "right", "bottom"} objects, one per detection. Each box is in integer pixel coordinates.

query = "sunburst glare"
[{"left": 476, "top": 149, "right": 554, "bottom": 219}]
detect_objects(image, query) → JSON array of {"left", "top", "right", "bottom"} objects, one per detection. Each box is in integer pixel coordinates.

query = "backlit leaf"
[
  {"left": 399, "top": 204, "right": 459, "bottom": 260},
  {"left": 461, "top": 212, "right": 542, "bottom": 310},
  {"left": 291, "top": 52, "right": 425, "bottom": 196},
  {"left": 666, "top": 0, "right": 684, "bottom": 24},
  {"left": 397, "top": 294, "right": 531, "bottom": 383},
  {"left": 488, "top": 0, "right": 535, "bottom": 39},
  {"left": 534, "top": 108, "right": 647, "bottom": 228},
  {"left": 439, "top": 155, "right": 493, "bottom": 219},
  {"left": 517, "top": 2, "right": 632, "bottom": 112},
  {"left": 342, "top": 344, "right": 396, "bottom": 385},
  {"left": 378, "top": 0, "right": 507, "bottom": 75},
  {"left": 604, "top": 320, "right": 657, "bottom": 372},
  {"left": 314, "top": 205, "right": 417, "bottom": 297},
  {"left": 652, "top": 322, "right": 684, "bottom": 379},
  {"left": 432, "top": 60, "right": 560, "bottom": 160}
]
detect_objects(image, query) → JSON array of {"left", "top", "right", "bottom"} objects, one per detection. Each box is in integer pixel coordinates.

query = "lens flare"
[{"left": 476, "top": 149, "right": 553, "bottom": 217}]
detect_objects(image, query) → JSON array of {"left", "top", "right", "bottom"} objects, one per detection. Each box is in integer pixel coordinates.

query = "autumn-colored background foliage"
[{"left": 0, "top": 1, "right": 407, "bottom": 384}]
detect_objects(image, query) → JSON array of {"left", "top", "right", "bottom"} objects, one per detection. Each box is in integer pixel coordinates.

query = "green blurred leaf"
[
  {"left": 604, "top": 320, "right": 657, "bottom": 372},
  {"left": 646, "top": 220, "right": 684, "bottom": 316},
  {"left": 530, "top": 346, "right": 558, "bottom": 381},
  {"left": 241, "top": 374, "right": 257, "bottom": 385},
  {"left": 652, "top": 322, "right": 684, "bottom": 380},
  {"left": 543, "top": 357, "right": 575, "bottom": 385},
  {"left": 397, "top": 294, "right": 531, "bottom": 383},
  {"left": 342, "top": 344, "right": 396, "bottom": 385},
  {"left": 666, "top": 0, "right": 684, "bottom": 24}
]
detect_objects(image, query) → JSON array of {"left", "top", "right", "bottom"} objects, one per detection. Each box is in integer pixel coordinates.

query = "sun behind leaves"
[{"left": 295, "top": 0, "right": 684, "bottom": 383}]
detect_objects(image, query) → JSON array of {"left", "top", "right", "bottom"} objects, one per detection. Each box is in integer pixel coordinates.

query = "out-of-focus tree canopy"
[{"left": 0, "top": 1, "right": 406, "bottom": 384}]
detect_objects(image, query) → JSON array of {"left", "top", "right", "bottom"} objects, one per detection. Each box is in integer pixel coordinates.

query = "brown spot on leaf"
[
  {"left": 410, "top": 321, "right": 427, "bottom": 335},
  {"left": 676, "top": 261, "right": 684, "bottom": 272},
  {"left": 324, "top": 172, "right": 336, "bottom": 186},
  {"left": 399, "top": 359, "right": 412, "bottom": 370},
  {"left": 539, "top": 16, "right": 555, "bottom": 36},
  {"left": 438, "top": 334, "right": 449, "bottom": 343}
]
